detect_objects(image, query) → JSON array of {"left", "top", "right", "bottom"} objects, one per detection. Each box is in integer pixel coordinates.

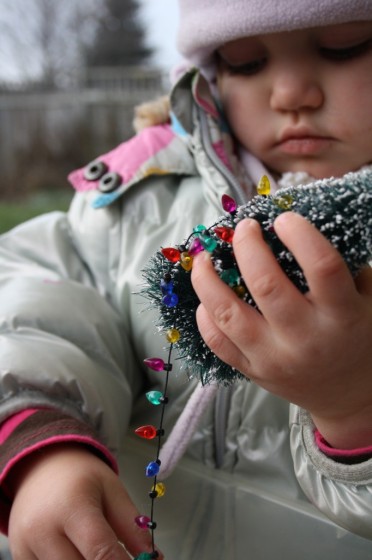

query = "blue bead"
[
  {"left": 162, "top": 293, "right": 179, "bottom": 307},
  {"left": 146, "top": 461, "right": 160, "bottom": 477},
  {"left": 160, "top": 279, "right": 174, "bottom": 294}
]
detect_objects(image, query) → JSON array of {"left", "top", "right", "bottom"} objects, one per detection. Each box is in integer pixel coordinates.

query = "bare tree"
[
  {"left": 0, "top": 0, "right": 105, "bottom": 87},
  {"left": 86, "top": 0, "right": 153, "bottom": 67},
  {"left": 0, "top": 0, "right": 153, "bottom": 88}
]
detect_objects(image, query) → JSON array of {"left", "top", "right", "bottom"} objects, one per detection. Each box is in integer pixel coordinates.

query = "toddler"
[{"left": 0, "top": 1, "right": 372, "bottom": 558}]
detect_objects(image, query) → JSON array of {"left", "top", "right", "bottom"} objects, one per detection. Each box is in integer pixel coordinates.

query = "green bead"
[
  {"left": 220, "top": 268, "right": 240, "bottom": 286},
  {"left": 200, "top": 235, "right": 218, "bottom": 252},
  {"left": 193, "top": 224, "right": 207, "bottom": 233},
  {"left": 146, "top": 391, "right": 164, "bottom": 406},
  {"left": 134, "top": 554, "right": 153, "bottom": 560}
]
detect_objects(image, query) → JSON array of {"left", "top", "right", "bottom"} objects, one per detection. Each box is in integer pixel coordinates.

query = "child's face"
[{"left": 217, "top": 22, "right": 372, "bottom": 179}]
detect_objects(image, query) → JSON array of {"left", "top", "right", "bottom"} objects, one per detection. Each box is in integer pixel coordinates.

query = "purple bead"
[{"left": 188, "top": 237, "right": 204, "bottom": 256}]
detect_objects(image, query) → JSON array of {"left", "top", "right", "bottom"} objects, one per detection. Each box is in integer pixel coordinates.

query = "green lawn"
[{"left": 0, "top": 190, "right": 73, "bottom": 234}]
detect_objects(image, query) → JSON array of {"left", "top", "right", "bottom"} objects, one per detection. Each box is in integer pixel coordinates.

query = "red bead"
[
  {"left": 213, "top": 226, "right": 235, "bottom": 243},
  {"left": 161, "top": 247, "right": 181, "bottom": 262},
  {"left": 135, "top": 425, "right": 158, "bottom": 440}
]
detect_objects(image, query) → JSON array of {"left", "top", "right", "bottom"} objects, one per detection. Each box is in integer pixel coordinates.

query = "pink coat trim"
[
  {"left": 68, "top": 124, "right": 176, "bottom": 192},
  {"left": 0, "top": 409, "right": 39, "bottom": 444},
  {"left": 0, "top": 411, "right": 118, "bottom": 535},
  {"left": 315, "top": 429, "right": 372, "bottom": 457}
]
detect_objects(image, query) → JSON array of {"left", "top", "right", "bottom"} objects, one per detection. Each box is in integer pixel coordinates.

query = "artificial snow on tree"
[{"left": 141, "top": 169, "right": 372, "bottom": 385}]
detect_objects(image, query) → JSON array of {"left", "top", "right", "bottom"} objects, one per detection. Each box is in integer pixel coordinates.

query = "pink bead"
[
  {"left": 221, "top": 194, "right": 237, "bottom": 213},
  {"left": 135, "top": 515, "right": 151, "bottom": 529},
  {"left": 144, "top": 357, "right": 165, "bottom": 371}
]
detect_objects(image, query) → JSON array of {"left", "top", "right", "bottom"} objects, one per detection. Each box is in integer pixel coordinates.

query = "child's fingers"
[
  {"left": 103, "top": 477, "right": 161, "bottom": 559},
  {"left": 355, "top": 267, "right": 372, "bottom": 296},
  {"left": 232, "top": 219, "right": 308, "bottom": 329},
  {"left": 64, "top": 499, "right": 132, "bottom": 560},
  {"left": 8, "top": 544, "right": 38, "bottom": 560},
  {"left": 31, "top": 535, "right": 83, "bottom": 560},
  {"left": 196, "top": 303, "right": 251, "bottom": 375},
  {"left": 274, "top": 212, "right": 358, "bottom": 312},
  {"left": 192, "top": 251, "right": 267, "bottom": 372}
]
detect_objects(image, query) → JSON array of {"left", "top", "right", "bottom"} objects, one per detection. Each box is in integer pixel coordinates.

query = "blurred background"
[{"left": 0, "top": 0, "right": 180, "bottom": 233}]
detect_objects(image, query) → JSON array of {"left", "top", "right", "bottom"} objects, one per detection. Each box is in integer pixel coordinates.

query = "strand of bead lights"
[{"left": 133, "top": 179, "right": 271, "bottom": 559}]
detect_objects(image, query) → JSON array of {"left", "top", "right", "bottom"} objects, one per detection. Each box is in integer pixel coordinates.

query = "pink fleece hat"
[{"left": 177, "top": 0, "right": 372, "bottom": 67}]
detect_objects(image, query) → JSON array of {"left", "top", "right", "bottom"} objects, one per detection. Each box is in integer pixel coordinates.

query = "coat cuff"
[
  {"left": 0, "top": 409, "right": 118, "bottom": 534},
  {"left": 314, "top": 429, "right": 372, "bottom": 463}
]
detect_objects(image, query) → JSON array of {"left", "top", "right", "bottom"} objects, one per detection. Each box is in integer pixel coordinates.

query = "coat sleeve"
[
  {"left": 290, "top": 405, "right": 372, "bottom": 540},
  {"left": 0, "top": 199, "right": 143, "bottom": 456}
]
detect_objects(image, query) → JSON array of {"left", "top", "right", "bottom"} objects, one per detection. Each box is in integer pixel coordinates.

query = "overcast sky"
[
  {"left": 138, "top": 0, "right": 181, "bottom": 70},
  {"left": 0, "top": 1, "right": 181, "bottom": 82}
]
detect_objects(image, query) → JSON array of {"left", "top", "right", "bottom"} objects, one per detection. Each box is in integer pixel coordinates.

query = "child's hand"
[
  {"left": 192, "top": 212, "right": 372, "bottom": 450},
  {"left": 8, "top": 445, "right": 162, "bottom": 560}
]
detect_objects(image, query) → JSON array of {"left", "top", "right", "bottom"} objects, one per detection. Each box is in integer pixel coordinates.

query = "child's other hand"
[
  {"left": 8, "top": 445, "right": 162, "bottom": 560},
  {"left": 192, "top": 213, "right": 372, "bottom": 450}
]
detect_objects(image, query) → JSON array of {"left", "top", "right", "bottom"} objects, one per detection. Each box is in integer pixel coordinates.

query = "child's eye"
[
  {"left": 221, "top": 57, "right": 267, "bottom": 76},
  {"left": 320, "top": 40, "right": 371, "bottom": 61}
]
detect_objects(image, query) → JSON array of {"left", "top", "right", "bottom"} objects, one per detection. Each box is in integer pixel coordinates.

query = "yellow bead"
[
  {"left": 166, "top": 328, "right": 181, "bottom": 343},
  {"left": 257, "top": 175, "right": 271, "bottom": 196},
  {"left": 180, "top": 251, "right": 193, "bottom": 271},
  {"left": 153, "top": 482, "right": 166, "bottom": 498},
  {"left": 233, "top": 285, "right": 246, "bottom": 298},
  {"left": 275, "top": 194, "right": 294, "bottom": 210}
]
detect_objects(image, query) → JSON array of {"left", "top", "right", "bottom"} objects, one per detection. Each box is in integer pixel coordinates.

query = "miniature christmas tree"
[{"left": 141, "top": 169, "right": 372, "bottom": 384}]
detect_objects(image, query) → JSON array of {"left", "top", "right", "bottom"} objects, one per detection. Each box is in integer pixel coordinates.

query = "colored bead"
[
  {"left": 146, "top": 391, "right": 164, "bottom": 405},
  {"left": 213, "top": 226, "right": 235, "bottom": 243},
  {"left": 166, "top": 328, "right": 180, "bottom": 343},
  {"left": 144, "top": 357, "right": 165, "bottom": 371},
  {"left": 200, "top": 235, "right": 218, "bottom": 252},
  {"left": 152, "top": 482, "right": 166, "bottom": 497},
  {"left": 220, "top": 268, "right": 240, "bottom": 286},
  {"left": 257, "top": 175, "right": 271, "bottom": 195},
  {"left": 161, "top": 247, "right": 181, "bottom": 262},
  {"left": 160, "top": 278, "right": 174, "bottom": 294},
  {"left": 135, "top": 515, "right": 151, "bottom": 529},
  {"left": 193, "top": 224, "right": 207, "bottom": 233},
  {"left": 180, "top": 251, "right": 193, "bottom": 271},
  {"left": 134, "top": 553, "right": 153, "bottom": 560},
  {"left": 146, "top": 461, "right": 160, "bottom": 477},
  {"left": 275, "top": 194, "right": 294, "bottom": 210},
  {"left": 135, "top": 425, "right": 158, "bottom": 440},
  {"left": 162, "top": 292, "right": 179, "bottom": 307},
  {"left": 188, "top": 237, "right": 204, "bottom": 256},
  {"left": 221, "top": 194, "right": 237, "bottom": 213},
  {"left": 233, "top": 285, "right": 246, "bottom": 298}
]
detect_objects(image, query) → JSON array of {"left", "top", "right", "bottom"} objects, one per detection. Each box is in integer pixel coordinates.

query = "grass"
[{"left": 0, "top": 190, "right": 73, "bottom": 234}]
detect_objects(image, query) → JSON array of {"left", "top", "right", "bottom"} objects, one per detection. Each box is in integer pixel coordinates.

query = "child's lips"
[
  {"left": 277, "top": 136, "right": 333, "bottom": 155},
  {"left": 275, "top": 129, "right": 334, "bottom": 155}
]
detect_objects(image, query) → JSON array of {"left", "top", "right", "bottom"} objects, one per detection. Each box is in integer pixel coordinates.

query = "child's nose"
[{"left": 270, "top": 69, "right": 324, "bottom": 113}]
